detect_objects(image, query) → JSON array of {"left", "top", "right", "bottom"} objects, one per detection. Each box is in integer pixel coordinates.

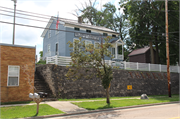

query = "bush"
[{"left": 36, "top": 60, "right": 46, "bottom": 64}]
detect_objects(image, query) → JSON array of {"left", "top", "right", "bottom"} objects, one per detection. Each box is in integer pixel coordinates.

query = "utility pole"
[
  {"left": 165, "top": 0, "right": 171, "bottom": 97},
  {"left": 12, "top": 0, "right": 17, "bottom": 45}
]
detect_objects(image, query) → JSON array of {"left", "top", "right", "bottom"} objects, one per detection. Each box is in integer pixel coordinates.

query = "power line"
[
  {"left": 0, "top": 6, "right": 51, "bottom": 17},
  {"left": 0, "top": 9, "right": 51, "bottom": 20},
  {"left": 0, "top": 20, "right": 105, "bottom": 37},
  {"left": 0, "top": 13, "right": 49, "bottom": 23}
]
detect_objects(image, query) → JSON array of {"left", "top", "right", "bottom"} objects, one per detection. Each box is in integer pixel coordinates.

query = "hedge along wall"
[{"left": 36, "top": 64, "right": 179, "bottom": 98}]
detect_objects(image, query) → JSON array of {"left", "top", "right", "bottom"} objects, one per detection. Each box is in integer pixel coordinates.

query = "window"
[
  {"left": 94, "top": 42, "right": 100, "bottom": 49},
  {"left": 73, "top": 39, "right": 80, "bottom": 52},
  {"left": 48, "top": 30, "right": 51, "bottom": 38},
  {"left": 85, "top": 40, "right": 92, "bottom": 51},
  {"left": 7, "top": 66, "right": 20, "bottom": 86},
  {"left": 48, "top": 44, "right": 51, "bottom": 52},
  {"left": 74, "top": 27, "right": 80, "bottom": 31},
  {"left": 103, "top": 33, "right": 108, "bottom": 36},
  {"left": 86, "top": 30, "right": 91, "bottom": 33},
  {"left": 112, "top": 48, "right": 115, "bottom": 56},
  {"left": 112, "top": 34, "right": 116, "bottom": 37},
  {"left": 55, "top": 43, "right": 58, "bottom": 55}
]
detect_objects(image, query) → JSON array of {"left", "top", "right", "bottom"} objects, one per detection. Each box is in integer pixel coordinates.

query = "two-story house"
[{"left": 41, "top": 16, "right": 124, "bottom": 61}]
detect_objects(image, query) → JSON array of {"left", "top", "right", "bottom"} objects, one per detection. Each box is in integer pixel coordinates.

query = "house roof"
[
  {"left": 128, "top": 47, "right": 150, "bottom": 56},
  {"left": 41, "top": 16, "right": 119, "bottom": 38},
  {"left": 111, "top": 39, "right": 125, "bottom": 45}
]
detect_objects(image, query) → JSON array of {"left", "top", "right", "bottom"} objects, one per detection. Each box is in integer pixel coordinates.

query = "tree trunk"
[
  {"left": 155, "top": 36, "right": 159, "bottom": 64},
  {"left": 154, "top": 27, "right": 159, "bottom": 64},
  {"left": 149, "top": 41, "right": 155, "bottom": 64},
  {"left": 106, "top": 87, "right": 110, "bottom": 104}
]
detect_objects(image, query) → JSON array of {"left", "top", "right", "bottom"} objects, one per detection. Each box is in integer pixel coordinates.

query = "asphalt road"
[{"left": 47, "top": 103, "right": 180, "bottom": 119}]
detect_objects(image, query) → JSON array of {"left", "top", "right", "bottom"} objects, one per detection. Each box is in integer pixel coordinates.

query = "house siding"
[
  {"left": 43, "top": 19, "right": 118, "bottom": 60},
  {"left": 129, "top": 54, "right": 146, "bottom": 63},
  {"left": 43, "top": 20, "right": 66, "bottom": 59},
  {"left": 0, "top": 44, "right": 35, "bottom": 102}
]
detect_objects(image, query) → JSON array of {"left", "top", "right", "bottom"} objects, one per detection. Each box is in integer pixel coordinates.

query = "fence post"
[
  {"left": 159, "top": 64, "right": 161, "bottom": 72},
  {"left": 109, "top": 60, "right": 111, "bottom": 66},
  {"left": 55, "top": 55, "right": 58, "bottom": 65},
  {"left": 124, "top": 61, "right": 126, "bottom": 69},
  {"left": 149, "top": 63, "right": 150, "bottom": 71},
  {"left": 177, "top": 64, "right": 179, "bottom": 73},
  {"left": 137, "top": 62, "right": 139, "bottom": 70},
  {"left": 46, "top": 57, "right": 48, "bottom": 64}
]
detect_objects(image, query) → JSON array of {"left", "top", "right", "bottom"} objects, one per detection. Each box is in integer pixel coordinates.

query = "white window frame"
[
  {"left": 73, "top": 38, "right": 80, "bottom": 51},
  {"left": 94, "top": 41, "right": 100, "bottom": 49},
  {"left": 111, "top": 47, "right": 115, "bottom": 55},
  {"left": 55, "top": 42, "right": 58, "bottom": 55},
  {"left": 7, "top": 65, "right": 20, "bottom": 86},
  {"left": 48, "top": 30, "right": 51, "bottom": 38},
  {"left": 85, "top": 40, "right": 92, "bottom": 47},
  {"left": 47, "top": 44, "right": 51, "bottom": 52}
]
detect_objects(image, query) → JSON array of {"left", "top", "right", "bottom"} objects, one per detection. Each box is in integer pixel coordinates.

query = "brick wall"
[
  {"left": 0, "top": 44, "right": 35, "bottom": 102},
  {"left": 36, "top": 64, "right": 179, "bottom": 99}
]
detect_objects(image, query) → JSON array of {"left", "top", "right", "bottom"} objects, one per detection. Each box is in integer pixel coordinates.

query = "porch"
[{"left": 111, "top": 39, "right": 125, "bottom": 61}]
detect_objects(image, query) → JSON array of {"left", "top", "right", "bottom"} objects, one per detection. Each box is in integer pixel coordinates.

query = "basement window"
[
  {"left": 112, "top": 34, "right": 116, "bottom": 37},
  {"left": 7, "top": 65, "right": 20, "bottom": 86},
  {"left": 103, "top": 33, "right": 108, "bottom": 36},
  {"left": 74, "top": 27, "right": 80, "bottom": 31},
  {"left": 86, "top": 30, "right": 91, "bottom": 33}
]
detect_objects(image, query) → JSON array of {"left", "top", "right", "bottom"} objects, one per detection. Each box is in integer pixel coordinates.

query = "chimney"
[{"left": 78, "top": 16, "right": 82, "bottom": 23}]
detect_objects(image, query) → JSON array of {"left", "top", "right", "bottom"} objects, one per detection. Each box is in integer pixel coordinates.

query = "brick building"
[{"left": 0, "top": 43, "right": 35, "bottom": 103}]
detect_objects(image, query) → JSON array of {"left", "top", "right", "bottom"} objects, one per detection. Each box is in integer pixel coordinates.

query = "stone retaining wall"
[{"left": 36, "top": 64, "right": 179, "bottom": 98}]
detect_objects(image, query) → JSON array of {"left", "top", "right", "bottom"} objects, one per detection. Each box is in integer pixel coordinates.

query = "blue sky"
[{"left": 0, "top": 0, "right": 119, "bottom": 61}]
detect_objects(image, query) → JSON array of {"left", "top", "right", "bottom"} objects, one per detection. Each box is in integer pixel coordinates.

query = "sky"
[{"left": 0, "top": 0, "right": 120, "bottom": 61}]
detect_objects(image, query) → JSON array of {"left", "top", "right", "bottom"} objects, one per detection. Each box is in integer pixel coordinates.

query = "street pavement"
[{"left": 46, "top": 103, "right": 180, "bottom": 119}]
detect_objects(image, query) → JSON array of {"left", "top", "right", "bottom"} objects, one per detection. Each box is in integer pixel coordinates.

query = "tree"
[
  {"left": 73, "top": 0, "right": 129, "bottom": 42},
  {"left": 39, "top": 51, "right": 43, "bottom": 58},
  {"left": 122, "top": 1, "right": 179, "bottom": 65},
  {"left": 73, "top": 0, "right": 130, "bottom": 60},
  {"left": 66, "top": 36, "right": 113, "bottom": 104}
]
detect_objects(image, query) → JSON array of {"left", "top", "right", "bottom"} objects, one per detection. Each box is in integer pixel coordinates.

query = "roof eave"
[
  {"left": 41, "top": 16, "right": 54, "bottom": 38},
  {"left": 64, "top": 23, "right": 119, "bottom": 35}
]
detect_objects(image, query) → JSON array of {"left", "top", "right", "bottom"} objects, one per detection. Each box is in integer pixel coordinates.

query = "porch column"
[{"left": 115, "top": 42, "right": 117, "bottom": 59}]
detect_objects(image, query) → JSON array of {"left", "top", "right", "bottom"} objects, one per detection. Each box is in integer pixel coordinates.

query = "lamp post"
[{"left": 11, "top": 0, "right": 17, "bottom": 45}]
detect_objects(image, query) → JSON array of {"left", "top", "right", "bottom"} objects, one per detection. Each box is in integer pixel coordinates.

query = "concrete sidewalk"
[
  {"left": 0, "top": 101, "right": 87, "bottom": 114},
  {"left": 44, "top": 101, "right": 88, "bottom": 113}
]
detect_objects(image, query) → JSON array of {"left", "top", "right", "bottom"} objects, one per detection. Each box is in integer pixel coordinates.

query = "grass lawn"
[
  {"left": 72, "top": 95, "right": 179, "bottom": 110},
  {"left": 1, "top": 104, "right": 64, "bottom": 119},
  {"left": 1, "top": 101, "right": 35, "bottom": 105}
]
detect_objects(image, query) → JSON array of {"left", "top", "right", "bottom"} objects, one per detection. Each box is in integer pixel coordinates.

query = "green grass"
[
  {"left": 72, "top": 95, "right": 179, "bottom": 110},
  {"left": 1, "top": 104, "right": 65, "bottom": 119},
  {"left": 1, "top": 101, "right": 35, "bottom": 105}
]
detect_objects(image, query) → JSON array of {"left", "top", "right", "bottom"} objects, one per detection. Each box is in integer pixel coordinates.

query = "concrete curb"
[{"left": 20, "top": 101, "right": 180, "bottom": 119}]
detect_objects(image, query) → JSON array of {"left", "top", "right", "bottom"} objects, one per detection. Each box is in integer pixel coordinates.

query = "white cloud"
[{"left": 0, "top": 0, "right": 118, "bottom": 61}]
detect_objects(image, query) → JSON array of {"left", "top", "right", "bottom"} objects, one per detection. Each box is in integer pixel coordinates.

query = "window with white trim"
[
  {"left": 47, "top": 44, "right": 51, "bottom": 52},
  {"left": 85, "top": 40, "right": 92, "bottom": 51},
  {"left": 94, "top": 42, "right": 100, "bottom": 49},
  {"left": 112, "top": 48, "right": 115, "bottom": 56},
  {"left": 55, "top": 43, "right": 58, "bottom": 55},
  {"left": 7, "top": 66, "right": 20, "bottom": 86},
  {"left": 85, "top": 40, "right": 92, "bottom": 47},
  {"left": 48, "top": 30, "right": 51, "bottom": 38}
]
